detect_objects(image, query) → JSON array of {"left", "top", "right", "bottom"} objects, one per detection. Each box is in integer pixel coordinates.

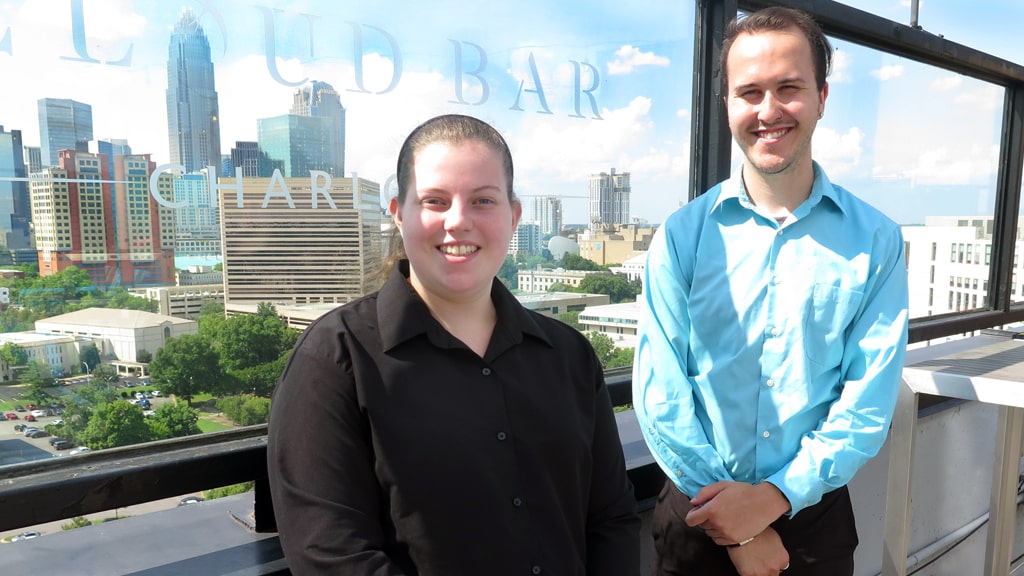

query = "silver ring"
[{"left": 781, "top": 563, "right": 790, "bottom": 572}]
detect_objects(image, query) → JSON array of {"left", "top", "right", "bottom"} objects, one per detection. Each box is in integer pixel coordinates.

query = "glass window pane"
[{"left": 0, "top": 0, "right": 695, "bottom": 467}]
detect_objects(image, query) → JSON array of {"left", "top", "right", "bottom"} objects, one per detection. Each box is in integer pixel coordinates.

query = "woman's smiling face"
[{"left": 390, "top": 139, "right": 521, "bottom": 304}]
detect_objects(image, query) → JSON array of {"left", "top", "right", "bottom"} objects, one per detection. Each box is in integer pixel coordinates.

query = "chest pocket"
[{"left": 802, "top": 283, "right": 864, "bottom": 370}]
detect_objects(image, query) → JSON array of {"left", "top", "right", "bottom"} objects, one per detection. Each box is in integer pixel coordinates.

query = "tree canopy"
[
  {"left": 578, "top": 273, "right": 642, "bottom": 303},
  {"left": 149, "top": 333, "right": 224, "bottom": 405},
  {"left": 561, "top": 253, "right": 606, "bottom": 271},
  {"left": 79, "top": 399, "right": 153, "bottom": 449}
]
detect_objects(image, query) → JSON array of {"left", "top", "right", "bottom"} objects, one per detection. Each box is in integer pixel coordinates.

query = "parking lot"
[{"left": 0, "top": 379, "right": 171, "bottom": 464}]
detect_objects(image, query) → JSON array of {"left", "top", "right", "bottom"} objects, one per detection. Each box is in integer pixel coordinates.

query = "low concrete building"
[
  {"left": 177, "top": 266, "right": 223, "bottom": 286},
  {"left": 35, "top": 308, "right": 198, "bottom": 364},
  {"left": 579, "top": 300, "right": 643, "bottom": 349},
  {"left": 0, "top": 332, "right": 84, "bottom": 381},
  {"left": 517, "top": 268, "right": 591, "bottom": 293},
  {"left": 145, "top": 284, "right": 224, "bottom": 319},
  {"left": 516, "top": 292, "right": 610, "bottom": 319}
]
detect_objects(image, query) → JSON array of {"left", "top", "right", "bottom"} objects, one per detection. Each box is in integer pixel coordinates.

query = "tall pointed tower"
[{"left": 166, "top": 8, "right": 221, "bottom": 174}]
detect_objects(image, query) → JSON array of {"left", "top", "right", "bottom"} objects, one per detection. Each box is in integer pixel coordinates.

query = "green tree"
[
  {"left": 558, "top": 311, "right": 582, "bottom": 330},
  {"left": 198, "top": 300, "right": 227, "bottom": 339},
  {"left": 204, "top": 481, "right": 254, "bottom": 500},
  {"left": 136, "top": 349, "right": 153, "bottom": 363},
  {"left": 561, "top": 253, "right": 605, "bottom": 271},
  {"left": 214, "top": 306, "right": 295, "bottom": 372},
  {"left": 0, "top": 341, "right": 28, "bottom": 367},
  {"left": 547, "top": 282, "right": 578, "bottom": 293},
  {"left": 149, "top": 333, "right": 224, "bottom": 405},
  {"left": 147, "top": 402, "right": 201, "bottom": 439},
  {"left": 21, "top": 359, "right": 53, "bottom": 402},
  {"left": 79, "top": 343, "right": 101, "bottom": 373},
  {"left": 106, "top": 287, "right": 158, "bottom": 312},
  {"left": 61, "top": 516, "right": 92, "bottom": 531},
  {"left": 496, "top": 255, "right": 518, "bottom": 289},
  {"left": 578, "top": 273, "right": 641, "bottom": 303},
  {"left": 216, "top": 394, "right": 272, "bottom": 425},
  {"left": 586, "top": 332, "right": 617, "bottom": 368},
  {"left": 607, "top": 346, "right": 635, "bottom": 369},
  {"left": 79, "top": 400, "right": 153, "bottom": 449},
  {"left": 229, "top": 352, "right": 289, "bottom": 397}
]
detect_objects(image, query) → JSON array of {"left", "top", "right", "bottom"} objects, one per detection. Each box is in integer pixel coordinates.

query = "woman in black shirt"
[{"left": 267, "top": 114, "right": 640, "bottom": 575}]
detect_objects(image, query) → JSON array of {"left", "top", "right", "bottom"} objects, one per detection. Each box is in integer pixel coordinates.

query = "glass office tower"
[
  {"left": 37, "top": 98, "right": 92, "bottom": 168},
  {"left": 166, "top": 8, "right": 222, "bottom": 174}
]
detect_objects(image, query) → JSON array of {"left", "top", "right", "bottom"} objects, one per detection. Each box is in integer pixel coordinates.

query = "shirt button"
[
  {"left": 772, "top": 276, "right": 780, "bottom": 285},
  {"left": 762, "top": 430, "right": 771, "bottom": 438},
  {"left": 766, "top": 379, "right": 776, "bottom": 388},
  {"left": 513, "top": 497, "right": 523, "bottom": 507},
  {"left": 770, "top": 327, "right": 780, "bottom": 337},
  {"left": 497, "top": 431, "right": 507, "bottom": 441},
  {"left": 676, "top": 469, "right": 683, "bottom": 477},
  {"left": 482, "top": 367, "right": 492, "bottom": 376},
  {"left": 777, "top": 229, "right": 783, "bottom": 236},
  {"left": 531, "top": 566, "right": 541, "bottom": 575}
]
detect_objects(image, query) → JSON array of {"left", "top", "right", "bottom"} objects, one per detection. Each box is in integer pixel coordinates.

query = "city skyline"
[{"left": 0, "top": 1, "right": 1023, "bottom": 226}]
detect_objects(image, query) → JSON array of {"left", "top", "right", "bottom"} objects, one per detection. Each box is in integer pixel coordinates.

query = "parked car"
[
  {"left": 14, "top": 404, "right": 25, "bottom": 412},
  {"left": 5, "top": 412, "right": 17, "bottom": 420},
  {"left": 48, "top": 436, "right": 68, "bottom": 446},
  {"left": 134, "top": 392, "right": 145, "bottom": 400},
  {"left": 11, "top": 530, "right": 40, "bottom": 541},
  {"left": 151, "top": 390, "right": 162, "bottom": 397},
  {"left": 13, "top": 423, "right": 26, "bottom": 432},
  {"left": 52, "top": 439, "right": 74, "bottom": 450},
  {"left": 26, "top": 429, "right": 48, "bottom": 438},
  {"left": 68, "top": 446, "right": 90, "bottom": 455},
  {"left": 24, "top": 414, "right": 36, "bottom": 422},
  {"left": 50, "top": 419, "right": 65, "bottom": 426},
  {"left": 139, "top": 399, "right": 151, "bottom": 410},
  {"left": 30, "top": 409, "right": 47, "bottom": 418},
  {"left": 0, "top": 413, "right": 6, "bottom": 421},
  {"left": 178, "top": 496, "right": 205, "bottom": 506}
]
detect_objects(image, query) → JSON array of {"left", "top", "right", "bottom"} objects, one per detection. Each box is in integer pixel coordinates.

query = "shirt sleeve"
[
  {"left": 633, "top": 224, "right": 736, "bottom": 498},
  {"left": 267, "top": 331, "right": 409, "bottom": 576},
  {"left": 585, "top": 351, "right": 642, "bottom": 576},
  {"left": 765, "top": 225, "right": 910, "bottom": 515}
]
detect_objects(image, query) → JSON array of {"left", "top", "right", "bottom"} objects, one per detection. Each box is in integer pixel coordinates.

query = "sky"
[{"left": 0, "top": 0, "right": 1022, "bottom": 226}]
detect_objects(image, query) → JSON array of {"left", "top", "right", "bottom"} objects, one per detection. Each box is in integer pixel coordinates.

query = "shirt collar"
[
  {"left": 712, "top": 161, "right": 847, "bottom": 217},
  {"left": 377, "top": 260, "right": 553, "bottom": 355}
]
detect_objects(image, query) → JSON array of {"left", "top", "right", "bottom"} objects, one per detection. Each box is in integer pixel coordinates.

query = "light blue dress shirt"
[{"left": 633, "top": 162, "right": 909, "bottom": 516}]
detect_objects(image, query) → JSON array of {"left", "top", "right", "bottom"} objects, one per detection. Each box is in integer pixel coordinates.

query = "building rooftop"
[{"left": 36, "top": 308, "right": 195, "bottom": 329}]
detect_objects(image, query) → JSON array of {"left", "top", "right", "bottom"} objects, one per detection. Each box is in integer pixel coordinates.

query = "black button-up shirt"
[{"left": 268, "top": 262, "right": 640, "bottom": 575}]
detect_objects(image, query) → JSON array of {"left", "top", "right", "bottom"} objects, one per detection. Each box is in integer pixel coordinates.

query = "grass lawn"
[{"left": 197, "top": 416, "right": 233, "bottom": 433}]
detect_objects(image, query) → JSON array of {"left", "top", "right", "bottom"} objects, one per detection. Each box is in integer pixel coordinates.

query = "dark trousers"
[{"left": 651, "top": 479, "right": 858, "bottom": 576}]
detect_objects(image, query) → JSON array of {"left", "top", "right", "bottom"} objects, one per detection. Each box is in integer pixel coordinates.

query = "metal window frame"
[{"left": 691, "top": 0, "right": 1024, "bottom": 344}]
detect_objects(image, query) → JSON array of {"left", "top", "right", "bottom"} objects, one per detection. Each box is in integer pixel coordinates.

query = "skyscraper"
[
  {"left": 219, "top": 175, "right": 381, "bottom": 306},
  {"left": 172, "top": 170, "right": 220, "bottom": 258},
  {"left": 291, "top": 80, "right": 346, "bottom": 176},
  {"left": 37, "top": 98, "right": 92, "bottom": 167},
  {"left": 257, "top": 115, "right": 337, "bottom": 178},
  {"left": 533, "top": 196, "right": 563, "bottom": 236},
  {"left": 0, "top": 126, "right": 33, "bottom": 264},
  {"left": 96, "top": 138, "right": 132, "bottom": 169},
  {"left": 166, "top": 8, "right": 222, "bottom": 174},
  {"left": 30, "top": 150, "right": 174, "bottom": 288},
  {"left": 588, "top": 168, "right": 630, "bottom": 232}
]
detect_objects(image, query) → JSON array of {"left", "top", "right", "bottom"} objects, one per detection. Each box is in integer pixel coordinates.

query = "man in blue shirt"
[{"left": 633, "top": 7, "right": 909, "bottom": 576}]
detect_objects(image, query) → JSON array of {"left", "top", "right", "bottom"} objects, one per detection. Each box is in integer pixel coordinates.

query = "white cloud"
[
  {"left": 953, "top": 84, "right": 1002, "bottom": 112},
  {"left": 607, "top": 45, "right": 670, "bottom": 75},
  {"left": 830, "top": 49, "right": 851, "bottom": 83},
  {"left": 812, "top": 126, "right": 864, "bottom": 178},
  {"left": 903, "top": 143, "right": 1000, "bottom": 186},
  {"left": 676, "top": 109, "right": 690, "bottom": 119},
  {"left": 871, "top": 64, "right": 904, "bottom": 81},
  {"left": 930, "top": 75, "right": 963, "bottom": 92}
]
